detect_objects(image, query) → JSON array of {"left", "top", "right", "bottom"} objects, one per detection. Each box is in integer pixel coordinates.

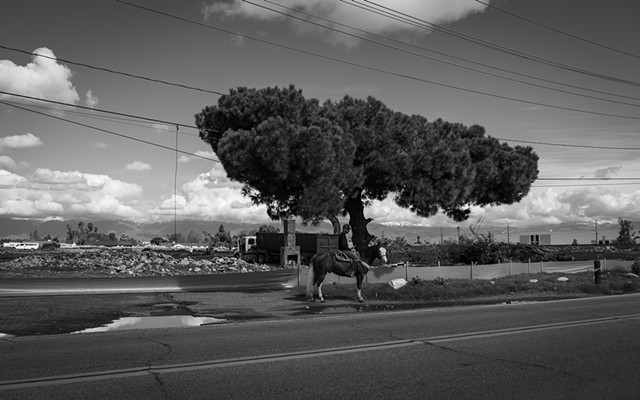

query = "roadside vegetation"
[{"left": 305, "top": 266, "right": 640, "bottom": 305}]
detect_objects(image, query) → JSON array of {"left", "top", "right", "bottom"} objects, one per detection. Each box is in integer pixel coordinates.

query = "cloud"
[
  {"left": 85, "top": 90, "right": 99, "bottom": 108},
  {"left": 0, "top": 47, "right": 79, "bottom": 104},
  {"left": 0, "top": 169, "right": 26, "bottom": 187},
  {"left": 203, "top": 0, "right": 488, "bottom": 47},
  {"left": 194, "top": 150, "right": 216, "bottom": 160},
  {"left": 467, "top": 187, "right": 640, "bottom": 228},
  {"left": 0, "top": 168, "right": 143, "bottom": 219},
  {"left": 0, "top": 156, "right": 18, "bottom": 169},
  {"left": 92, "top": 142, "right": 108, "bottom": 149},
  {"left": 0, "top": 133, "right": 43, "bottom": 150},
  {"left": 594, "top": 166, "right": 620, "bottom": 179},
  {"left": 126, "top": 161, "right": 152, "bottom": 172},
  {"left": 149, "top": 165, "right": 266, "bottom": 222},
  {"left": 230, "top": 35, "right": 246, "bottom": 46},
  {"left": 178, "top": 155, "right": 191, "bottom": 163},
  {"left": 152, "top": 123, "right": 172, "bottom": 133}
]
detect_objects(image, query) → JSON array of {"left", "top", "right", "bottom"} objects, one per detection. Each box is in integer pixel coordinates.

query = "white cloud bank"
[
  {"left": 149, "top": 165, "right": 269, "bottom": 222},
  {"left": 126, "top": 161, "right": 151, "bottom": 172},
  {"left": 0, "top": 168, "right": 143, "bottom": 219},
  {"left": 0, "top": 133, "right": 43, "bottom": 149},
  {"left": 0, "top": 48, "right": 99, "bottom": 109},
  {"left": 2, "top": 162, "right": 638, "bottom": 227},
  {"left": 203, "top": 0, "right": 488, "bottom": 47},
  {"left": 144, "top": 164, "right": 640, "bottom": 228},
  {"left": 0, "top": 48, "right": 79, "bottom": 104}
]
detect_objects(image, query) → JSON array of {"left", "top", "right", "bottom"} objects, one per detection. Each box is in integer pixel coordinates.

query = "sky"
[{"left": 1, "top": 0, "right": 639, "bottom": 235}]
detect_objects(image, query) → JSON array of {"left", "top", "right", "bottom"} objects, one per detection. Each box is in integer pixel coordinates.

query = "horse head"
[{"left": 362, "top": 240, "right": 388, "bottom": 265}]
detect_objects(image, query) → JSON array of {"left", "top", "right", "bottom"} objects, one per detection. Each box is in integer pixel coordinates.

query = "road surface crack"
[
  {"left": 150, "top": 371, "right": 174, "bottom": 400},
  {"left": 419, "top": 340, "right": 597, "bottom": 383}
]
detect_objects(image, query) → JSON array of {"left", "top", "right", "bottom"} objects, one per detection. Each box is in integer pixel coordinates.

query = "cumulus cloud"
[
  {"left": 0, "top": 169, "right": 26, "bottom": 187},
  {"left": 149, "top": 165, "right": 266, "bottom": 222},
  {"left": 203, "top": 0, "right": 488, "bottom": 47},
  {"left": 0, "top": 156, "right": 18, "bottom": 169},
  {"left": 0, "top": 133, "right": 43, "bottom": 150},
  {"left": 126, "top": 161, "right": 152, "bottom": 172},
  {"left": 466, "top": 187, "right": 640, "bottom": 229},
  {"left": 85, "top": 90, "right": 99, "bottom": 108},
  {"left": 0, "top": 47, "right": 79, "bottom": 104},
  {"left": 0, "top": 168, "right": 143, "bottom": 219},
  {"left": 594, "top": 166, "right": 620, "bottom": 179},
  {"left": 92, "top": 142, "right": 108, "bottom": 149},
  {"left": 152, "top": 123, "right": 172, "bottom": 133}
]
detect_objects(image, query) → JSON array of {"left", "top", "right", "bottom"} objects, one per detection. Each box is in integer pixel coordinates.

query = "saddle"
[{"left": 334, "top": 250, "right": 352, "bottom": 263}]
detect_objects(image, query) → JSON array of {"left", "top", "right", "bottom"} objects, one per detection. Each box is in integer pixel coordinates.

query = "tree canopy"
[
  {"left": 195, "top": 85, "right": 539, "bottom": 249},
  {"left": 617, "top": 218, "right": 637, "bottom": 244}
]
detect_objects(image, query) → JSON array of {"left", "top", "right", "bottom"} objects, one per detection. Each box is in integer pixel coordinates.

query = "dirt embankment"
[{"left": 0, "top": 247, "right": 282, "bottom": 278}]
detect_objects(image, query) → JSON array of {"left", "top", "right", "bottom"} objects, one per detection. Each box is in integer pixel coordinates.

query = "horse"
[{"left": 306, "top": 243, "right": 388, "bottom": 303}]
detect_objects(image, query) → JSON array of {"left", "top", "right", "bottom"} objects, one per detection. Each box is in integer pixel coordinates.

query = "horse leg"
[
  {"left": 356, "top": 274, "right": 364, "bottom": 303},
  {"left": 305, "top": 257, "right": 316, "bottom": 302},
  {"left": 318, "top": 281, "right": 325, "bottom": 303},
  {"left": 317, "top": 273, "right": 327, "bottom": 303}
]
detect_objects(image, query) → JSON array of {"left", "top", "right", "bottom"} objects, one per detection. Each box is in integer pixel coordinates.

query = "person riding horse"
[{"left": 338, "top": 224, "right": 371, "bottom": 277}]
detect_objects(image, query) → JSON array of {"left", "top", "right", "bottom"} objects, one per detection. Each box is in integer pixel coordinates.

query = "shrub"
[{"left": 631, "top": 259, "right": 640, "bottom": 275}]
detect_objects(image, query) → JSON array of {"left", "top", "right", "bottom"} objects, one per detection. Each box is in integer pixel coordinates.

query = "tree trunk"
[
  {"left": 329, "top": 215, "right": 341, "bottom": 235},
  {"left": 344, "top": 189, "right": 374, "bottom": 251}
]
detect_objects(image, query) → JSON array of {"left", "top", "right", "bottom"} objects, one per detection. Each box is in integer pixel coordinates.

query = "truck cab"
[{"left": 234, "top": 236, "right": 257, "bottom": 259}]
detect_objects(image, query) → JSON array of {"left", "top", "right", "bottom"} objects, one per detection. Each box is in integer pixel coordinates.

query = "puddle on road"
[{"left": 72, "top": 315, "right": 226, "bottom": 334}]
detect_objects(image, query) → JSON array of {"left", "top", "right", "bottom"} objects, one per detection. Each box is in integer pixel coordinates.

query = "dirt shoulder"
[
  {"left": 0, "top": 288, "right": 398, "bottom": 337},
  {"left": 0, "top": 287, "right": 592, "bottom": 337}
]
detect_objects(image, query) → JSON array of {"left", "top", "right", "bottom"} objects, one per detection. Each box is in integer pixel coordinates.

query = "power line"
[
  {"left": 246, "top": 0, "right": 640, "bottom": 109},
  {"left": 2, "top": 97, "right": 202, "bottom": 137},
  {"left": 533, "top": 183, "right": 640, "bottom": 188},
  {"left": 0, "top": 45, "right": 224, "bottom": 96},
  {"left": 537, "top": 178, "right": 640, "bottom": 181},
  {"left": 494, "top": 137, "right": 640, "bottom": 151},
  {"left": 267, "top": 0, "right": 640, "bottom": 104},
  {"left": 3, "top": 89, "right": 638, "bottom": 152},
  {"left": 8, "top": 97, "right": 639, "bottom": 182},
  {"left": 358, "top": 0, "right": 640, "bottom": 89},
  {"left": 0, "top": 100, "right": 220, "bottom": 163},
  {"left": 474, "top": 0, "right": 640, "bottom": 61},
  {"left": 0, "top": 90, "right": 202, "bottom": 133},
  {"left": 115, "top": 1, "right": 640, "bottom": 122}
]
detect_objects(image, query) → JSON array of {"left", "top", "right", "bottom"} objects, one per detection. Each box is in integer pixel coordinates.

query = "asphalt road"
[{"left": 2, "top": 294, "right": 640, "bottom": 399}]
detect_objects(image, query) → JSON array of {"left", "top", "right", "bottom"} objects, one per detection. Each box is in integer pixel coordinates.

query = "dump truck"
[{"left": 234, "top": 232, "right": 339, "bottom": 265}]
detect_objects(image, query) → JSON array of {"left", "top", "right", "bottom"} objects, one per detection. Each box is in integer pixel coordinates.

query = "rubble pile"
[{"left": 0, "top": 248, "right": 277, "bottom": 278}]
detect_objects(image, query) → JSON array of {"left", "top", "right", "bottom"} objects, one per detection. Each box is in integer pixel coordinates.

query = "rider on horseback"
[{"left": 338, "top": 224, "right": 371, "bottom": 277}]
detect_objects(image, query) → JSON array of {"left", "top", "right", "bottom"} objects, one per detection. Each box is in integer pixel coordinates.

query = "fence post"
[
  {"left": 509, "top": 260, "right": 512, "bottom": 276},
  {"left": 594, "top": 260, "right": 602, "bottom": 284},
  {"left": 405, "top": 261, "right": 408, "bottom": 281},
  {"left": 528, "top": 258, "right": 530, "bottom": 274},
  {"left": 541, "top": 260, "right": 544, "bottom": 273}
]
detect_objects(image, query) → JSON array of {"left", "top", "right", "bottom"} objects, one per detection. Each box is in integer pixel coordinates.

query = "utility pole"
[
  {"left": 507, "top": 225, "right": 510, "bottom": 245},
  {"left": 440, "top": 227, "right": 443, "bottom": 245},
  {"left": 594, "top": 219, "right": 598, "bottom": 244}
]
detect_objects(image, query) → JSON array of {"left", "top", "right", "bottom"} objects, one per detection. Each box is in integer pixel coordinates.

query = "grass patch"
[
  {"left": 0, "top": 293, "right": 169, "bottom": 336},
  {"left": 312, "top": 270, "right": 640, "bottom": 303}
]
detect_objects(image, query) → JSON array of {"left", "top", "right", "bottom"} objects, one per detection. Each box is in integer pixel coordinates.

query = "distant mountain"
[{"left": 0, "top": 217, "right": 634, "bottom": 245}]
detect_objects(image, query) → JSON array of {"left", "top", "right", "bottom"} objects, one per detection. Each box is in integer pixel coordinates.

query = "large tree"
[{"left": 195, "top": 85, "right": 539, "bottom": 250}]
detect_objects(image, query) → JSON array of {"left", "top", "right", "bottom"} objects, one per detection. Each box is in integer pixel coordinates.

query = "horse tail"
[{"left": 305, "top": 254, "right": 317, "bottom": 300}]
